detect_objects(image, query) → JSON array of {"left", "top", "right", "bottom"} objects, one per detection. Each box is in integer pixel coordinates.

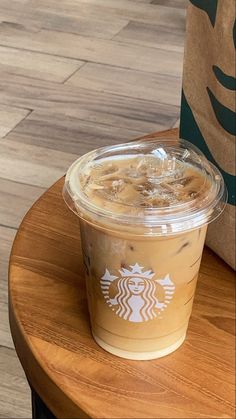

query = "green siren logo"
[{"left": 100, "top": 263, "right": 175, "bottom": 323}]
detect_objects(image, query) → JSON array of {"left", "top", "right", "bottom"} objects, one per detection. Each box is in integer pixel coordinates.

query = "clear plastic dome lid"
[{"left": 63, "top": 138, "right": 227, "bottom": 236}]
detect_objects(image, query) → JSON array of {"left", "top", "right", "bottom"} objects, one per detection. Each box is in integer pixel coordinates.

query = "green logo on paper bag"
[
  {"left": 180, "top": 92, "right": 236, "bottom": 205},
  {"left": 207, "top": 87, "right": 236, "bottom": 136},
  {"left": 181, "top": 2, "right": 236, "bottom": 205},
  {"left": 189, "top": 0, "right": 218, "bottom": 26}
]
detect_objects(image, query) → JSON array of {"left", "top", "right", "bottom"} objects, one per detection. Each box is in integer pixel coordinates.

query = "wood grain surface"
[
  {"left": 66, "top": 63, "right": 182, "bottom": 106},
  {"left": 9, "top": 130, "right": 235, "bottom": 419},
  {"left": 0, "top": 104, "right": 30, "bottom": 138},
  {"left": 0, "top": 26, "right": 183, "bottom": 77},
  {"left": 1, "top": 2, "right": 187, "bottom": 415}
]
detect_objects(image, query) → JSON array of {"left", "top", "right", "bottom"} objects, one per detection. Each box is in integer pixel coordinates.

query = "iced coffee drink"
[{"left": 63, "top": 138, "right": 226, "bottom": 360}]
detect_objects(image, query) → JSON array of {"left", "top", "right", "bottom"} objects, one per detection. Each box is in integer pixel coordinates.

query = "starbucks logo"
[{"left": 100, "top": 263, "right": 175, "bottom": 323}]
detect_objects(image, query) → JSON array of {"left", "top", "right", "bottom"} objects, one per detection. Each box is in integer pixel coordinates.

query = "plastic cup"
[{"left": 63, "top": 138, "right": 226, "bottom": 360}]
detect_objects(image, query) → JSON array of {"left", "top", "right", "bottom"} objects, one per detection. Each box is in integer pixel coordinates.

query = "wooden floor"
[{"left": 0, "top": 0, "right": 187, "bottom": 416}]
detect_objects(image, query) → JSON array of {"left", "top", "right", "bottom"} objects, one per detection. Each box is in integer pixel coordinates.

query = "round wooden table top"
[{"left": 9, "top": 130, "right": 235, "bottom": 419}]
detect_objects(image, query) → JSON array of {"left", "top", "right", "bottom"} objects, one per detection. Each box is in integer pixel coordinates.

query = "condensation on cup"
[{"left": 63, "top": 138, "right": 227, "bottom": 360}]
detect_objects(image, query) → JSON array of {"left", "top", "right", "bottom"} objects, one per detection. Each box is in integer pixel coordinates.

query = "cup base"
[{"left": 92, "top": 332, "right": 186, "bottom": 360}]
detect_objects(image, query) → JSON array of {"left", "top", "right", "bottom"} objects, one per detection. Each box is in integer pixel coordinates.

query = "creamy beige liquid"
[{"left": 77, "top": 155, "right": 209, "bottom": 359}]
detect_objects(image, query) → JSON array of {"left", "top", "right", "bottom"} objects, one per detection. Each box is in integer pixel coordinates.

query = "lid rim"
[{"left": 63, "top": 138, "right": 227, "bottom": 234}]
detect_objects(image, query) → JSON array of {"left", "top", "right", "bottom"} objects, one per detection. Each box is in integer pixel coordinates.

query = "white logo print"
[{"left": 100, "top": 263, "right": 175, "bottom": 322}]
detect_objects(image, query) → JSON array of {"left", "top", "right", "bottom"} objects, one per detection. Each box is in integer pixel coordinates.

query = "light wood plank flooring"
[{"left": 0, "top": 0, "right": 187, "bottom": 416}]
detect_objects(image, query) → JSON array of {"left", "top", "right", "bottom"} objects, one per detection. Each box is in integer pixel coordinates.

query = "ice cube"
[{"left": 112, "top": 179, "right": 125, "bottom": 192}]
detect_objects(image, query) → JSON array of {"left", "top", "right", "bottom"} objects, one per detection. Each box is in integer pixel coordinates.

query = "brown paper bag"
[{"left": 180, "top": 0, "right": 236, "bottom": 269}]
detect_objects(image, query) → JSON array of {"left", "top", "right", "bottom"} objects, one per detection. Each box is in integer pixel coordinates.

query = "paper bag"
[{"left": 180, "top": 0, "right": 236, "bottom": 269}]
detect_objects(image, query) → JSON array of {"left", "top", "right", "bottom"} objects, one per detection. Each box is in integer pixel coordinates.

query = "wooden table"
[{"left": 9, "top": 130, "right": 235, "bottom": 419}]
